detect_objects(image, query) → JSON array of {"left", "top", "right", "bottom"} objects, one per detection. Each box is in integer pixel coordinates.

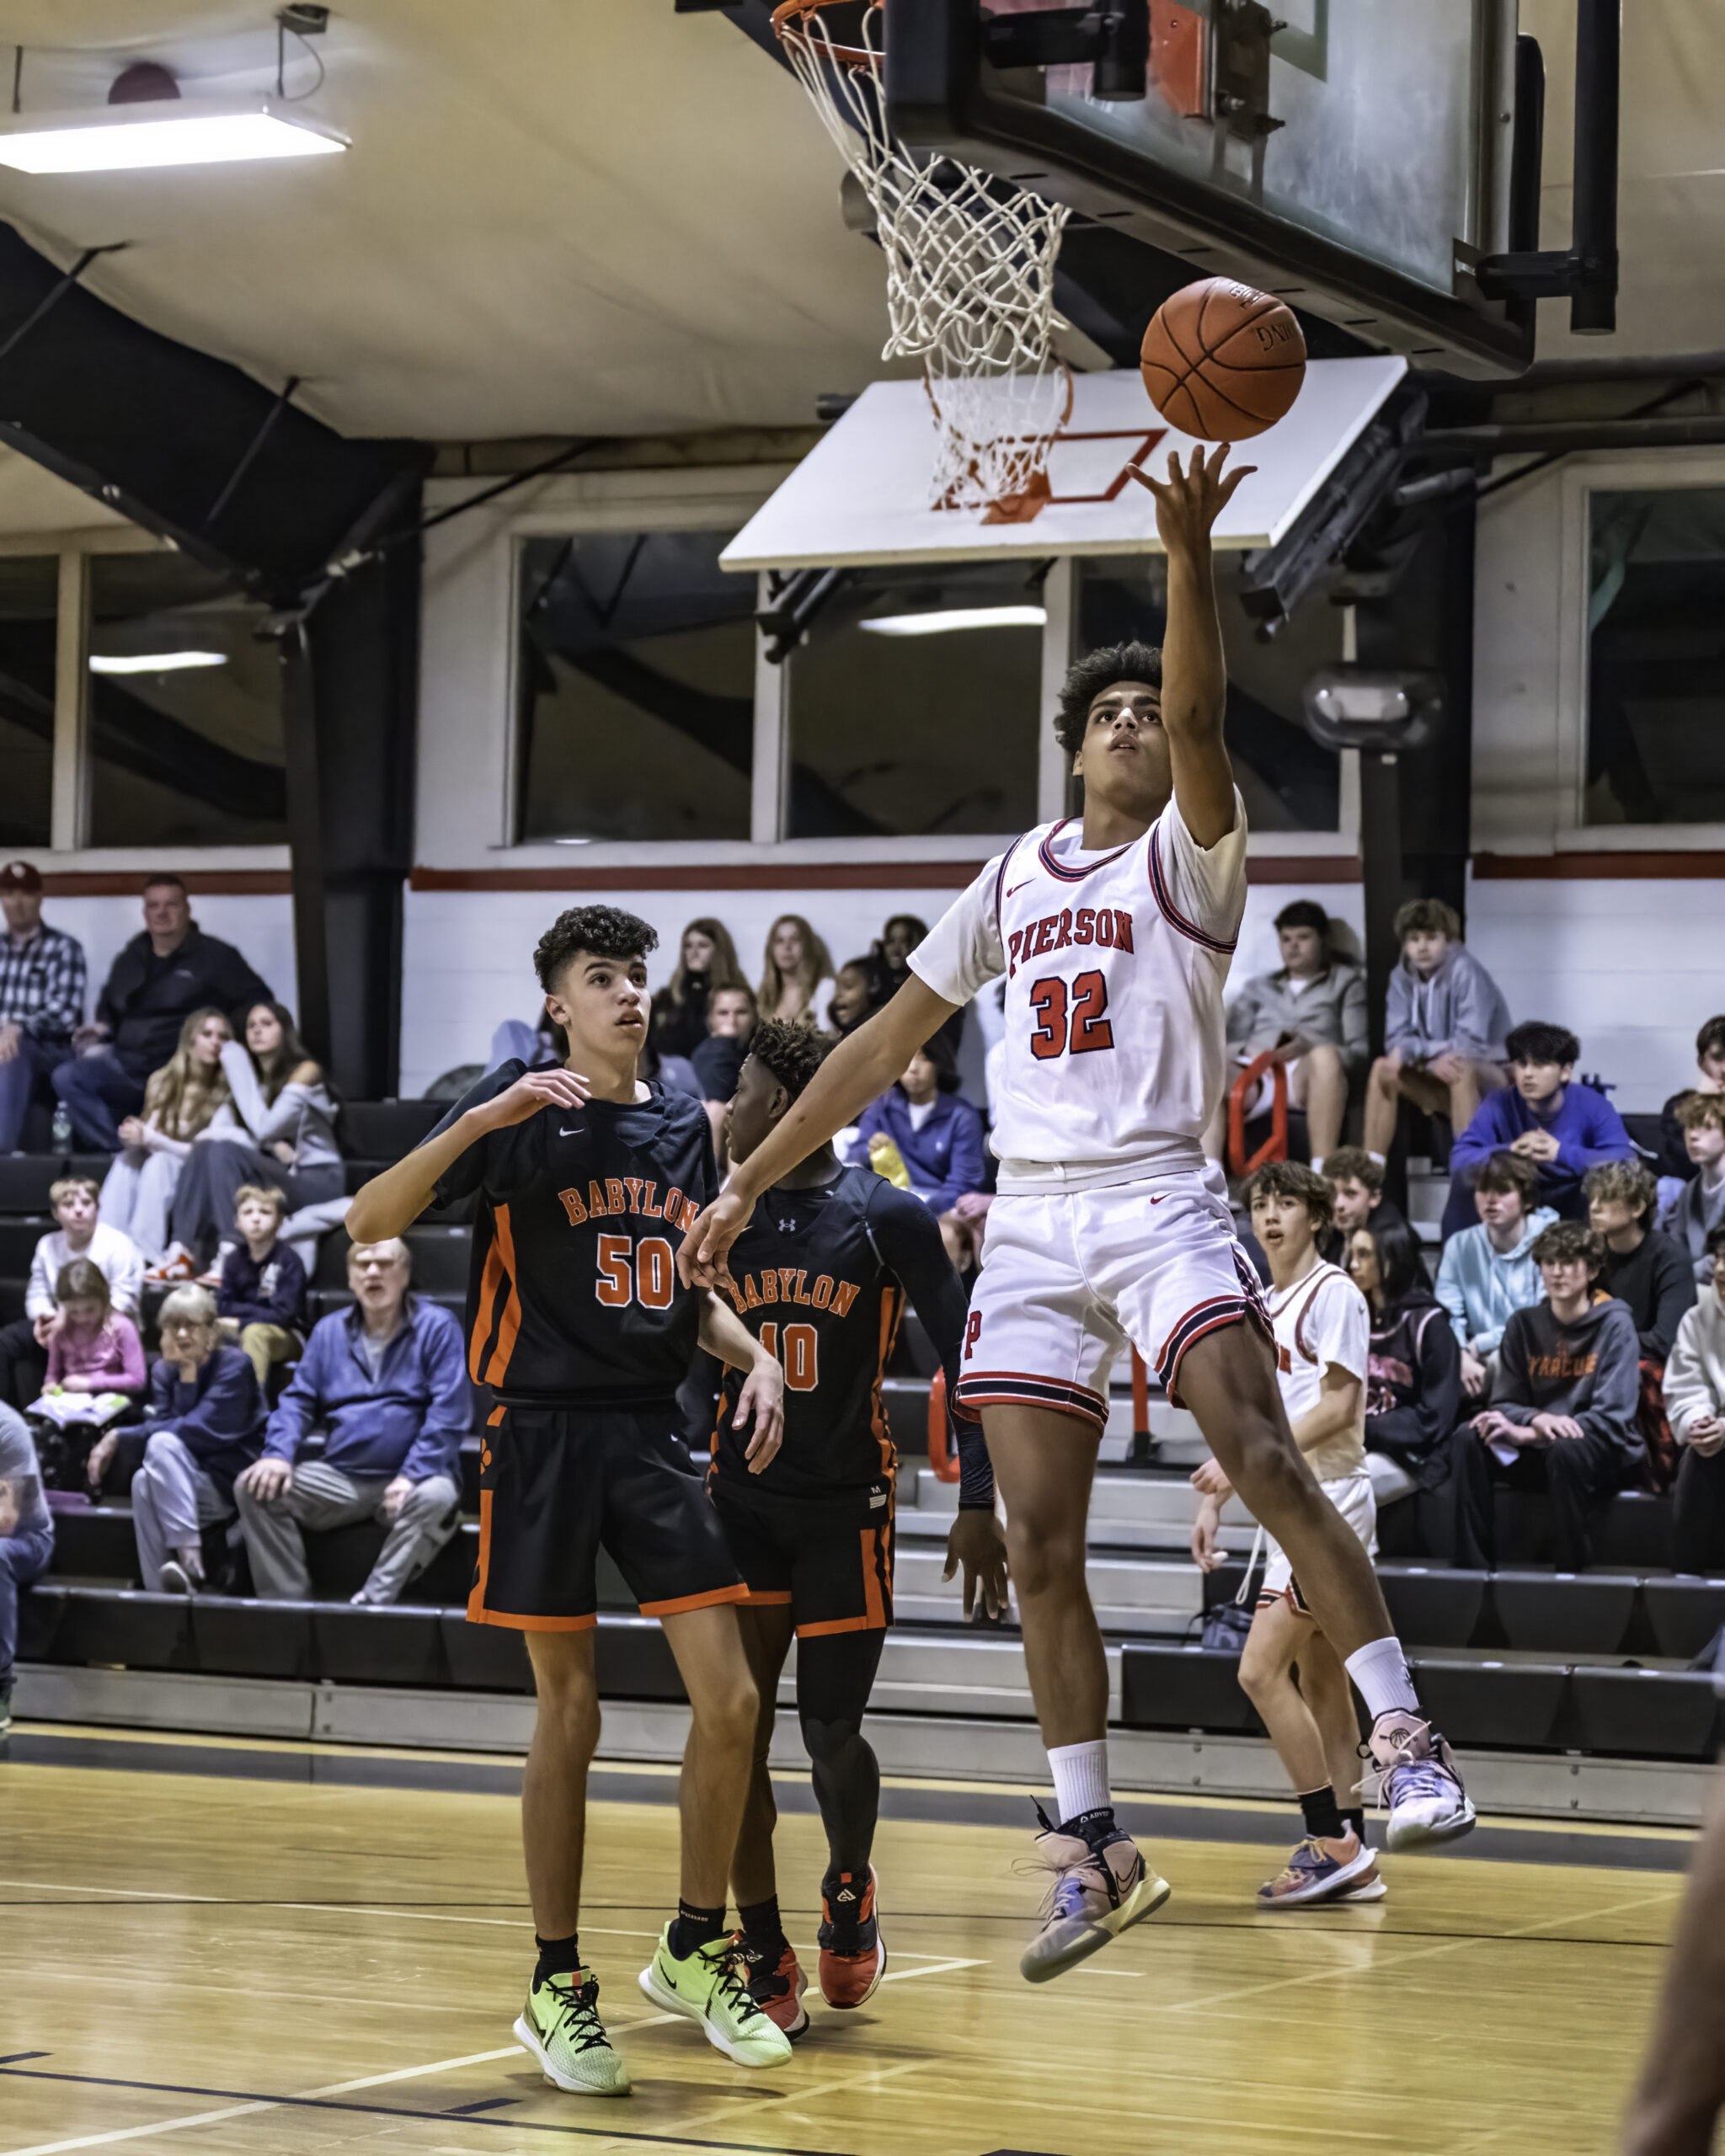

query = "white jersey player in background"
[
  {"left": 1194, "top": 1162, "right": 1387, "bottom": 1908},
  {"left": 681, "top": 446, "right": 1473, "bottom": 1983}
]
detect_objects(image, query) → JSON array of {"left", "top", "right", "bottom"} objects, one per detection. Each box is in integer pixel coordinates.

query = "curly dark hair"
[
  {"left": 747, "top": 1018, "right": 832, "bottom": 1102},
  {"left": 1053, "top": 640, "right": 1162, "bottom": 758},
  {"left": 1507, "top": 1020, "right": 1581, "bottom": 1068},
  {"left": 533, "top": 905, "right": 658, "bottom": 990},
  {"left": 1243, "top": 1159, "right": 1335, "bottom": 1235},
  {"left": 1531, "top": 1219, "right": 1604, "bottom": 1275}
]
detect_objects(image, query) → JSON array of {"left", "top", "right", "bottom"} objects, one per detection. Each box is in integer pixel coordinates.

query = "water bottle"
[{"left": 51, "top": 1101, "right": 72, "bottom": 1157}]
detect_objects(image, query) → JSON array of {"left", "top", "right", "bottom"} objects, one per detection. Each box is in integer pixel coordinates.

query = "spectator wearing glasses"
[
  {"left": 235, "top": 1237, "right": 466, "bottom": 1607},
  {"left": 0, "top": 859, "right": 85, "bottom": 1154},
  {"left": 52, "top": 873, "right": 271, "bottom": 1152}
]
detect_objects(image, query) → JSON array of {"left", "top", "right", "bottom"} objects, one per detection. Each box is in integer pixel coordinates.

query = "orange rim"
[{"left": 772, "top": 0, "right": 881, "bottom": 69}]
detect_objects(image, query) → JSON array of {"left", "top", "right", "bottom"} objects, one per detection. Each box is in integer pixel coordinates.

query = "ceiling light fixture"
[
  {"left": 859, "top": 606, "right": 1046, "bottom": 637},
  {"left": 0, "top": 98, "right": 346, "bottom": 174},
  {"left": 90, "top": 651, "right": 227, "bottom": 675}
]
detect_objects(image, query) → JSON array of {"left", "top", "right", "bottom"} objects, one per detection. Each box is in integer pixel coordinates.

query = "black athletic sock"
[
  {"left": 533, "top": 1931, "right": 582, "bottom": 1986},
  {"left": 1342, "top": 1806, "right": 1367, "bottom": 1844},
  {"left": 738, "top": 1896, "right": 787, "bottom": 1952},
  {"left": 669, "top": 1901, "right": 729, "bottom": 1960},
  {"left": 1297, "top": 1785, "right": 1345, "bottom": 1841}
]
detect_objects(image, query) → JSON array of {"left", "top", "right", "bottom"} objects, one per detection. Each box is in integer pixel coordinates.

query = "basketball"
[{"left": 1140, "top": 276, "right": 1307, "bottom": 441}]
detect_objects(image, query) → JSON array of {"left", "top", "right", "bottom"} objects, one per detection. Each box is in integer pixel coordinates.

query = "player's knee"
[
  {"left": 1236, "top": 1629, "right": 1285, "bottom": 1704},
  {"left": 1004, "top": 1513, "right": 1085, "bottom": 1599},
  {"left": 799, "top": 1710, "right": 862, "bottom": 1769},
  {"left": 692, "top": 1667, "right": 760, "bottom": 1753}
]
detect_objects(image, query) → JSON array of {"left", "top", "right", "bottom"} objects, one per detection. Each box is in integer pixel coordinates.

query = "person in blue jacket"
[
  {"left": 1445, "top": 1021, "right": 1634, "bottom": 1236},
  {"left": 857, "top": 1033, "right": 986, "bottom": 1266}
]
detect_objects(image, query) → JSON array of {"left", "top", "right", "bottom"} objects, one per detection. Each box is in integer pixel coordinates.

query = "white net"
[{"left": 773, "top": 0, "right": 1073, "bottom": 514}]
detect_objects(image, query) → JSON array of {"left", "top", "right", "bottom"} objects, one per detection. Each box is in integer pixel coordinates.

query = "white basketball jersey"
[{"left": 910, "top": 790, "right": 1248, "bottom": 1193}]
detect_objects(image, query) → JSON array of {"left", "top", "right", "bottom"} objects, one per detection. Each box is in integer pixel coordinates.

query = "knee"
[
  {"left": 1368, "top": 1056, "right": 1398, "bottom": 1093},
  {"left": 532, "top": 1661, "right": 601, "bottom": 1753},
  {"left": 1306, "top": 1043, "right": 1343, "bottom": 1079},
  {"left": 142, "top": 1431, "right": 184, "bottom": 1470},
  {"left": 1225, "top": 1420, "right": 1311, "bottom": 1514},
  {"left": 691, "top": 1664, "right": 761, "bottom": 1752},
  {"left": 1004, "top": 1514, "right": 1085, "bottom": 1601},
  {"left": 398, "top": 1476, "right": 455, "bottom": 1524},
  {"left": 1236, "top": 1630, "right": 1284, "bottom": 1705},
  {"left": 799, "top": 1708, "right": 862, "bottom": 1768}
]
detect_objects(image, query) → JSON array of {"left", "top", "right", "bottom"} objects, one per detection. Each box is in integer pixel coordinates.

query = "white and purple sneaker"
[{"left": 1368, "top": 1714, "right": 1477, "bottom": 1850}]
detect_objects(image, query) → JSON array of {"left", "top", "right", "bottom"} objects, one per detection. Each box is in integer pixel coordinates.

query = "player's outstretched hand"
[
  {"left": 1130, "top": 441, "right": 1256, "bottom": 552},
  {"left": 679, "top": 1187, "right": 757, "bottom": 1289},
  {"left": 943, "top": 1508, "right": 1009, "bottom": 1624},
  {"left": 734, "top": 1346, "right": 786, "bottom": 1475},
  {"left": 473, "top": 1067, "right": 591, "bottom": 1131}
]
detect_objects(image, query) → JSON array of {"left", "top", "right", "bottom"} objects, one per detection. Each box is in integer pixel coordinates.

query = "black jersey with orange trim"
[
  {"left": 712, "top": 1166, "right": 969, "bottom": 1501},
  {"left": 426, "top": 1061, "right": 717, "bottom": 1407}
]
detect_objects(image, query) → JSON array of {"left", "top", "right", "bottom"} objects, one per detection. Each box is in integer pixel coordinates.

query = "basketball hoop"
[{"left": 772, "top": 0, "right": 1073, "bottom": 515}]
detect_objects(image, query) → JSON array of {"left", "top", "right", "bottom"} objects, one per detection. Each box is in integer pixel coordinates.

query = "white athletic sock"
[
  {"left": 1345, "top": 1636, "right": 1420, "bottom": 1720},
  {"left": 1048, "top": 1739, "right": 1111, "bottom": 1825}
]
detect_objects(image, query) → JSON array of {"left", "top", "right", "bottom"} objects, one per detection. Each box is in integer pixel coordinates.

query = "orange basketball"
[{"left": 1140, "top": 277, "right": 1306, "bottom": 441}]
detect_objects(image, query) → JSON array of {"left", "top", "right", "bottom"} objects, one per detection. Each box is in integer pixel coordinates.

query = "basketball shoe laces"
[
  {"left": 1021, "top": 1802, "right": 1122, "bottom": 1923},
  {"left": 734, "top": 1935, "right": 793, "bottom": 2004},
  {"left": 541, "top": 1971, "right": 609, "bottom": 2054},
  {"left": 709, "top": 1940, "right": 774, "bottom": 2027},
  {"left": 1359, "top": 1723, "right": 1450, "bottom": 1817}
]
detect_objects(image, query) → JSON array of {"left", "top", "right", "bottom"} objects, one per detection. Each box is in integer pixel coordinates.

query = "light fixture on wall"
[
  {"left": 860, "top": 606, "right": 1047, "bottom": 637},
  {"left": 90, "top": 650, "right": 226, "bottom": 674}
]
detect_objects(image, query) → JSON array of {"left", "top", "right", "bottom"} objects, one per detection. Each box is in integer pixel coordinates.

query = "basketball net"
[{"left": 773, "top": 0, "right": 1073, "bottom": 515}]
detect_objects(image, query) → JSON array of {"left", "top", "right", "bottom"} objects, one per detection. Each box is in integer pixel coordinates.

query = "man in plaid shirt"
[{"left": 0, "top": 862, "right": 85, "bottom": 1152}]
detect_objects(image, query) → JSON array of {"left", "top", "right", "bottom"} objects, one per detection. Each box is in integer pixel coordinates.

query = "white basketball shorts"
[
  {"left": 953, "top": 1165, "right": 1269, "bottom": 1427},
  {"left": 1259, "top": 1467, "right": 1378, "bottom": 1612}
]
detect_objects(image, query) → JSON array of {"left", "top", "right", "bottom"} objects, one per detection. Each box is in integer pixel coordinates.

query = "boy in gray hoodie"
[
  {"left": 1364, "top": 899, "right": 1511, "bottom": 1163},
  {"left": 1448, "top": 1219, "right": 1641, "bottom": 1572}
]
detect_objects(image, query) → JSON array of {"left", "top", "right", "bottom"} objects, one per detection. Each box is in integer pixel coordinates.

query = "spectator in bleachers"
[
  {"left": 0, "top": 859, "right": 85, "bottom": 1155},
  {"left": 1449, "top": 1022, "right": 1634, "bottom": 1225},
  {"left": 95, "top": 1009, "right": 232, "bottom": 1267},
  {"left": 0, "top": 1175, "right": 142, "bottom": 1412},
  {"left": 1658, "top": 1016, "right": 1725, "bottom": 1182},
  {"left": 1589, "top": 1157, "right": 1695, "bottom": 1493},
  {"left": 1663, "top": 1223, "right": 1725, "bottom": 1573},
  {"left": 1449, "top": 1219, "right": 1642, "bottom": 1572},
  {"left": 757, "top": 914, "right": 834, "bottom": 1028},
  {"left": 53, "top": 873, "right": 271, "bottom": 1151},
  {"left": 1323, "top": 1147, "right": 1409, "bottom": 1249},
  {"left": 235, "top": 1237, "right": 465, "bottom": 1607},
  {"left": 694, "top": 983, "right": 756, "bottom": 1155},
  {"left": 650, "top": 918, "right": 745, "bottom": 1061},
  {"left": 857, "top": 1034, "right": 986, "bottom": 1267},
  {"left": 38, "top": 1259, "right": 146, "bottom": 1401},
  {"left": 1663, "top": 1092, "right": 1725, "bottom": 1283},
  {"left": 1435, "top": 1152, "right": 1557, "bottom": 1401},
  {"left": 1348, "top": 1211, "right": 1463, "bottom": 1503},
  {"left": 211, "top": 1185, "right": 307, "bottom": 1390},
  {"left": 89, "top": 1283, "right": 264, "bottom": 1594},
  {"left": 867, "top": 914, "right": 927, "bottom": 1009},
  {"left": 1220, "top": 899, "right": 1367, "bottom": 1171},
  {"left": 640, "top": 1035, "right": 701, "bottom": 1104},
  {"left": 0, "top": 1401, "right": 52, "bottom": 1735},
  {"left": 1363, "top": 899, "right": 1511, "bottom": 1163},
  {"left": 828, "top": 958, "right": 873, "bottom": 1038},
  {"left": 160, "top": 1001, "right": 342, "bottom": 1273}
]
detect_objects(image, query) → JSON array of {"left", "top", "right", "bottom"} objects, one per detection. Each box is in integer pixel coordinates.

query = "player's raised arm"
[
  {"left": 678, "top": 974, "right": 962, "bottom": 1286},
  {"left": 1132, "top": 443, "right": 1255, "bottom": 847},
  {"left": 345, "top": 1065, "right": 590, "bottom": 1245}
]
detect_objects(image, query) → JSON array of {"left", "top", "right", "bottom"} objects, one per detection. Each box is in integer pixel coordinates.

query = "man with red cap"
[{"left": 0, "top": 862, "right": 85, "bottom": 1153}]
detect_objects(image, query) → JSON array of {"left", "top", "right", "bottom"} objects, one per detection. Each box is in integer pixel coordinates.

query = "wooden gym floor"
[{"left": 0, "top": 1726, "right": 1696, "bottom": 2156}]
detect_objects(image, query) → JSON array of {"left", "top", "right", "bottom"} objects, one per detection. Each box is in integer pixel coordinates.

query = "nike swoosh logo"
[
  {"left": 558, "top": 1124, "right": 585, "bottom": 1136},
  {"left": 1006, "top": 880, "right": 1033, "bottom": 897}
]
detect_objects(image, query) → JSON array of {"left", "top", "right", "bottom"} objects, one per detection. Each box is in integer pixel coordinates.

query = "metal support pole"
[
  {"left": 50, "top": 548, "right": 88, "bottom": 851},
  {"left": 1359, "top": 751, "right": 1402, "bottom": 1062}
]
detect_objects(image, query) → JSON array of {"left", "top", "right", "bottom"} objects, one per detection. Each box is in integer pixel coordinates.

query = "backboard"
[
  {"left": 721, "top": 355, "right": 1405, "bottom": 568},
  {"left": 884, "top": 0, "right": 1530, "bottom": 377}
]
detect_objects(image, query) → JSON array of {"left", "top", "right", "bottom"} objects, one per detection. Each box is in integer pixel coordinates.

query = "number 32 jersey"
[{"left": 910, "top": 790, "right": 1248, "bottom": 1192}]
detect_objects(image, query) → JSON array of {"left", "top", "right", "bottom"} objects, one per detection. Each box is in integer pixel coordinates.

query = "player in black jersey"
[
  {"left": 348, "top": 906, "right": 793, "bottom": 2090},
  {"left": 707, "top": 1021, "right": 1007, "bottom": 2037}
]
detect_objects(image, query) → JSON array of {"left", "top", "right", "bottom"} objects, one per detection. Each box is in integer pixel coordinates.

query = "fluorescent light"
[
  {"left": 91, "top": 651, "right": 226, "bottom": 675},
  {"left": 0, "top": 99, "right": 346, "bottom": 174},
  {"left": 859, "top": 605, "right": 1047, "bottom": 637}
]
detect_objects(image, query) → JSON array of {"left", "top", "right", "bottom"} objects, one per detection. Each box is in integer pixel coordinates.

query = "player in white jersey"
[
  {"left": 1193, "top": 1164, "right": 1386, "bottom": 1908},
  {"left": 681, "top": 446, "right": 1473, "bottom": 1983}
]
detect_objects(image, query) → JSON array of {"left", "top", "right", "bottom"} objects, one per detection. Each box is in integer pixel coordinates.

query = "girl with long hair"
[
  {"left": 1347, "top": 1213, "right": 1463, "bottom": 1503},
  {"left": 168, "top": 1001, "right": 344, "bottom": 1270},
  {"left": 758, "top": 914, "right": 834, "bottom": 1028},
  {"left": 651, "top": 917, "right": 745, "bottom": 1059},
  {"left": 99, "top": 1009, "right": 232, "bottom": 1263}
]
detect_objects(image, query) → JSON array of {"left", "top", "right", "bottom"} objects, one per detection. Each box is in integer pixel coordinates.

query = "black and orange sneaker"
[
  {"left": 734, "top": 1934, "right": 809, "bottom": 2041},
  {"left": 818, "top": 1865, "right": 886, "bottom": 2008}
]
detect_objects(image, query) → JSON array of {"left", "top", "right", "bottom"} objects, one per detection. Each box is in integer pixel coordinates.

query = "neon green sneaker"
[
  {"left": 638, "top": 1924, "right": 793, "bottom": 2069},
  {"left": 513, "top": 1967, "right": 631, "bottom": 2096}
]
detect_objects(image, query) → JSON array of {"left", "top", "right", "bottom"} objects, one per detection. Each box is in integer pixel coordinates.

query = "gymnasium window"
[
  {"left": 514, "top": 530, "right": 756, "bottom": 844},
  {"left": 1585, "top": 488, "right": 1725, "bottom": 825},
  {"left": 783, "top": 562, "right": 1041, "bottom": 840},
  {"left": 0, "top": 555, "right": 56, "bottom": 848},
  {"left": 87, "top": 555, "right": 287, "bottom": 848},
  {"left": 1076, "top": 553, "right": 1343, "bottom": 831}
]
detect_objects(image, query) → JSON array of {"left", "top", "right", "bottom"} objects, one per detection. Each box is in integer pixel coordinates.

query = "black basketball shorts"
[
  {"left": 469, "top": 1403, "right": 745, "bottom": 1630},
  {"left": 708, "top": 1475, "right": 895, "bottom": 1638}
]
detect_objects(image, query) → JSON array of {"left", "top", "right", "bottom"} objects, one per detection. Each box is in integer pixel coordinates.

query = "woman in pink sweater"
[{"left": 43, "top": 1258, "right": 147, "bottom": 1397}]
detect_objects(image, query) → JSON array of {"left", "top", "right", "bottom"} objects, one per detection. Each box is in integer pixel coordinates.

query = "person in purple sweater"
[
  {"left": 1445, "top": 1022, "right": 1634, "bottom": 1238},
  {"left": 856, "top": 1033, "right": 986, "bottom": 1267}
]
